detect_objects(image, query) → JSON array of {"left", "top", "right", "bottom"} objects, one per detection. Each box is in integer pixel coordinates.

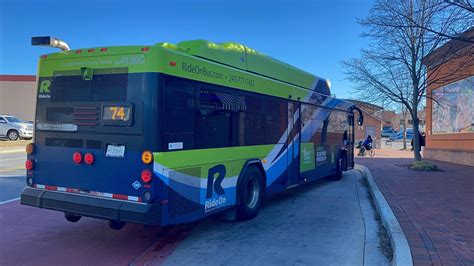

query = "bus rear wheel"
[
  {"left": 237, "top": 166, "right": 263, "bottom": 220},
  {"left": 64, "top": 213, "right": 82, "bottom": 223},
  {"left": 109, "top": 220, "right": 125, "bottom": 230}
]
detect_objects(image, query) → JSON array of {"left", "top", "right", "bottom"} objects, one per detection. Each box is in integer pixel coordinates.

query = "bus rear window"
[{"left": 51, "top": 73, "right": 128, "bottom": 102}]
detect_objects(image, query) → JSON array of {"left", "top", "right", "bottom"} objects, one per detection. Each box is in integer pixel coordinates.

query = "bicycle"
[{"left": 358, "top": 143, "right": 375, "bottom": 157}]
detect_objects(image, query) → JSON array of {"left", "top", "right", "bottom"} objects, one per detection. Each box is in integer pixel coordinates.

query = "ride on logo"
[
  {"left": 39, "top": 80, "right": 51, "bottom": 99},
  {"left": 204, "top": 164, "right": 228, "bottom": 212}
]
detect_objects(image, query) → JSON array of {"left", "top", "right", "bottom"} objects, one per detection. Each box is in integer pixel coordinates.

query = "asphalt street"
[
  {"left": 0, "top": 148, "right": 388, "bottom": 266},
  {"left": 162, "top": 170, "right": 388, "bottom": 266},
  {"left": 0, "top": 148, "right": 26, "bottom": 202}
]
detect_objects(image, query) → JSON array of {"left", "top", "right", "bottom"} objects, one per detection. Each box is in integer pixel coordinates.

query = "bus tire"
[
  {"left": 236, "top": 166, "right": 263, "bottom": 220},
  {"left": 332, "top": 155, "right": 344, "bottom": 181},
  {"left": 108, "top": 220, "right": 125, "bottom": 230},
  {"left": 64, "top": 213, "right": 82, "bottom": 223}
]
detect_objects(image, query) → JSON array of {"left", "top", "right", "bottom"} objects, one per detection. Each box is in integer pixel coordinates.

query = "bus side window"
[
  {"left": 238, "top": 92, "right": 265, "bottom": 146},
  {"left": 264, "top": 97, "right": 287, "bottom": 144},
  {"left": 195, "top": 84, "right": 234, "bottom": 149},
  {"left": 163, "top": 76, "right": 195, "bottom": 150}
]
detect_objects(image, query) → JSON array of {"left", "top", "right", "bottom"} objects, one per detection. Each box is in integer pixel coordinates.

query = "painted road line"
[
  {"left": 0, "top": 197, "right": 20, "bottom": 205},
  {"left": 0, "top": 157, "right": 25, "bottom": 162},
  {"left": 0, "top": 149, "right": 25, "bottom": 154},
  {"left": 0, "top": 168, "right": 24, "bottom": 173}
]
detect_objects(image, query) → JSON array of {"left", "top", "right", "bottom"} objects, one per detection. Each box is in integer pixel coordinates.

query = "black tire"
[
  {"left": 236, "top": 166, "right": 264, "bottom": 220},
  {"left": 108, "top": 220, "right": 125, "bottom": 230},
  {"left": 332, "top": 155, "right": 344, "bottom": 181},
  {"left": 64, "top": 213, "right": 82, "bottom": 223},
  {"left": 7, "top": 130, "right": 19, "bottom": 141}
]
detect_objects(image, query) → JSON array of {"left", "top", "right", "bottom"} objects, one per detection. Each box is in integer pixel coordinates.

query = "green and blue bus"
[{"left": 21, "top": 37, "right": 363, "bottom": 229}]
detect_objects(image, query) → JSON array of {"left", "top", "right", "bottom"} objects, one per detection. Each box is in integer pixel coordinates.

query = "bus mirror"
[
  {"left": 31, "top": 36, "right": 70, "bottom": 51},
  {"left": 349, "top": 106, "right": 364, "bottom": 126},
  {"left": 357, "top": 115, "right": 364, "bottom": 126}
]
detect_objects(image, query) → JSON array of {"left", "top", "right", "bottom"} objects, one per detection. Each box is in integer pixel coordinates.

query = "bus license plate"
[{"left": 106, "top": 145, "right": 125, "bottom": 158}]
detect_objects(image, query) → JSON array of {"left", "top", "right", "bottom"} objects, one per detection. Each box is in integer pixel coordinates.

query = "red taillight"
[
  {"left": 141, "top": 47, "right": 149, "bottom": 52},
  {"left": 84, "top": 153, "right": 95, "bottom": 165},
  {"left": 75, "top": 50, "right": 82, "bottom": 54},
  {"left": 40, "top": 55, "right": 47, "bottom": 59},
  {"left": 88, "top": 49, "right": 95, "bottom": 52},
  {"left": 100, "top": 48, "right": 107, "bottom": 52},
  {"left": 73, "top": 152, "right": 82, "bottom": 164},
  {"left": 141, "top": 170, "right": 152, "bottom": 183},
  {"left": 169, "top": 61, "right": 176, "bottom": 67},
  {"left": 25, "top": 160, "right": 34, "bottom": 170}
]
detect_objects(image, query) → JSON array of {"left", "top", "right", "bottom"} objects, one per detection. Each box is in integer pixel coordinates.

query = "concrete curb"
[{"left": 355, "top": 164, "right": 413, "bottom": 266}]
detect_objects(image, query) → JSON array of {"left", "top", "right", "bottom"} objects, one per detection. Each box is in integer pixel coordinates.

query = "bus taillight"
[
  {"left": 26, "top": 143, "right": 35, "bottom": 155},
  {"left": 73, "top": 152, "right": 82, "bottom": 164},
  {"left": 84, "top": 153, "right": 95, "bottom": 165},
  {"left": 25, "top": 160, "right": 34, "bottom": 170},
  {"left": 141, "top": 151, "right": 153, "bottom": 164},
  {"left": 141, "top": 170, "right": 152, "bottom": 183}
]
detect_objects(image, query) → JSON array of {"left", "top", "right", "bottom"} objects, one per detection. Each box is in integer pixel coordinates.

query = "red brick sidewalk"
[{"left": 357, "top": 148, "right": 474, "bottom": 266}]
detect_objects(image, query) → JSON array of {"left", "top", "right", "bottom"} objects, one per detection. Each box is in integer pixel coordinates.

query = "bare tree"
[
  {"left": 445, "top": 0, "right": 474, "bottom": 13},
  {"left": 343, "top": 0, "right": 471, "bottom": 161},
  {"left": 395, "top": 0, "right": 474, "bottom": 43}
]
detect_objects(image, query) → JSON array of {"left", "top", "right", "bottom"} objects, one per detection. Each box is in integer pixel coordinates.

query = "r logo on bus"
[
  {"left": 39, "top": 80, "right": 52, "bottom": 99},
  {"left": 39, "top": 80, "right": 51, "bottom": 93},
  {"left": 206, "top": 164, "right": 226, "bottom": 199}
]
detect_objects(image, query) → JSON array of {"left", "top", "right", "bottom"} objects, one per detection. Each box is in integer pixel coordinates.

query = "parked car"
[
  {"left": 389, "top": 130, "right": 413, "bottom": 141},
  {"left": 381, "top": 129, "right": 397, "bottom": 138},
  {"left": 0, "top": 115, "right": 34, "bottom": 141}
]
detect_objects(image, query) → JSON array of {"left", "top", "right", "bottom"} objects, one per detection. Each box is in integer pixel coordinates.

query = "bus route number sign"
[{"left": 102, "top": 104, "right": 133, "bottom": 126}]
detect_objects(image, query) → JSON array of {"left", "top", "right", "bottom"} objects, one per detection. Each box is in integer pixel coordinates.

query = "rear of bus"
[{"left": 21, "top": 46, "right": 163, "bottom": 225}]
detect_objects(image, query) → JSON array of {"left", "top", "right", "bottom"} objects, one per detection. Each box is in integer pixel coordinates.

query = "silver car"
[{"left": 0, "top": 115, "right": 34, "bottom": 141}]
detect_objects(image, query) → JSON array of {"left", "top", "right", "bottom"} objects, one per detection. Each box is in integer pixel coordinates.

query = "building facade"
[
  {"left": 0, "top": 75, "right": 37, "bottom": 121},
  {"left": 424, "top": 28, "right": 474, "bottom": 166}
]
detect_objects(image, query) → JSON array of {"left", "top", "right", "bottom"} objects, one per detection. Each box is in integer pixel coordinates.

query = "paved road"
[
  {"left": 0, "top": 169, "right": 388, "bottom": 266},
  {"left": 162, "top": 170, "right": 388, "bottom": 266},
  {"left": 0, "top": 148, "right": 26, "bottom": 202}
]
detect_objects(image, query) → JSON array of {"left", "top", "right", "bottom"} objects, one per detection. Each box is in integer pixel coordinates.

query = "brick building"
[
  {"left": 0, "top": 75, "right": 37, "bottom": 121},
  {"left": 423, "top": 28, "right": 474, "bottom": 166}
]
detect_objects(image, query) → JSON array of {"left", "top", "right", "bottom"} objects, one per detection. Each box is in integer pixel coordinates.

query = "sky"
[{"left": 0, "top": 0, "right": 373, "bottom": 99}]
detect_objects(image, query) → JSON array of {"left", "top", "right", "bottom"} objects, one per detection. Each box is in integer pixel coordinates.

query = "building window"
[{"left": 432, "top": 76, "right": 474, "bottom": 134}]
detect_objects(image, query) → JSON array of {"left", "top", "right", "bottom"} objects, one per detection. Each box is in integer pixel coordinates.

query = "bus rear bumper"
[{"left": 20, "top": 187, "right": 161, "bottom": 225}]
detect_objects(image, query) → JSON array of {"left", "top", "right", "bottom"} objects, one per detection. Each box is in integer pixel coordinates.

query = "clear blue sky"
[{"left": 0, "top": 0, "right": 372, "bottom": 99}]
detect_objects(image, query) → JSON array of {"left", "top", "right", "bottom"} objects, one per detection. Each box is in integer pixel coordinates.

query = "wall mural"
[{"left": 432, "top": 76, "right": 474, "bottom": 134}]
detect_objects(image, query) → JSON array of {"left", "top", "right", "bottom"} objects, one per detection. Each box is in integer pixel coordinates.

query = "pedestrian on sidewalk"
[{"left": 411, "top": 131, "right": 425, "bottom": 153}]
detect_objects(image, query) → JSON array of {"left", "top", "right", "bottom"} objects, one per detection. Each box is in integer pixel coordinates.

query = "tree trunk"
[
  {"left": 402, "top": 120, "right": 407, "bottom": 150},
  {"left": 412, "top": 110, "right": 422, "bottom": 161},
  {"left": 402, "top": 106, "right": 407, "bottom": 150}
]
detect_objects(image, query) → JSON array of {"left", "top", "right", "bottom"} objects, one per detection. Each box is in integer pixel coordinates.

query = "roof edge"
[{"left": 0, "top": 75, "right": 36, "bottom": 82}]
